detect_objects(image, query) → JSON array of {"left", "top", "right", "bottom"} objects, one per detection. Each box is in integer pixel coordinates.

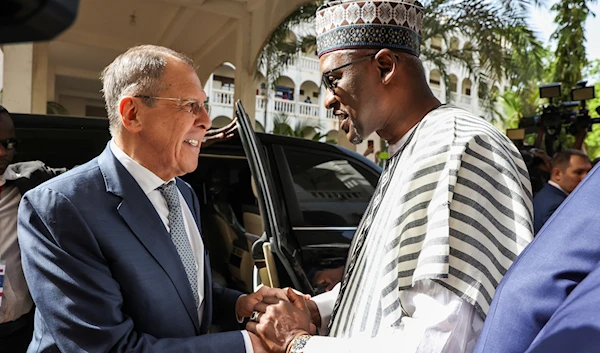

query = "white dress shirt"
[
  {"left": 109, "top": 141, "right": 253, "bottom": 351},
  {"left": 548, "top": 180, "right": 568, "bottom": 195},
  {"left": 0, "top": 170, "right": 34, "bottom": 323},
  {"left": 310, "top": 279, "right": 484, "bottom": 352}
]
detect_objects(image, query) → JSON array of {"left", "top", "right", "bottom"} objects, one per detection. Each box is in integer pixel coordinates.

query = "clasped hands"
[{"left": 236, "top": 286, "right": 321, "bottom": 353}]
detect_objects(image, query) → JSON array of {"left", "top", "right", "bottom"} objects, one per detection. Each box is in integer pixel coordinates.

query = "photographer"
[{"left": 533, "top": 149, "right": 591, "bottom": 235}]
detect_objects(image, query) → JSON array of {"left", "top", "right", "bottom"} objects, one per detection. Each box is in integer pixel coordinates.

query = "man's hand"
[
  {"left": 312, "top": 266, "right": 344, "bottom": 292},
  {"left": 202, "top": 117, "right": 238, "bottom": 148},
  {"left": 249, "top": 331, "right": 268, "bottom": 353},
  {"left": 236, "top": 286, "right": 290, "bottom": 319},
  {"left": 247, "top": 288, "right": 312, "bottom": 353},
  {"left": 306, "top": 299, "right": 321, "bottom": 330}
]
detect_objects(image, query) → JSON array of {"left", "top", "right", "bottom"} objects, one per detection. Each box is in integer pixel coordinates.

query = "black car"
[{"left": 12, "top": 103, "right": 382, "bottom": 296}]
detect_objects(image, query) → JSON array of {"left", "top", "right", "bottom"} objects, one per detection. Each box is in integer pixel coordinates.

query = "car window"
[{"left": 283, "top": 147, "right": 378, "bottom": 227}]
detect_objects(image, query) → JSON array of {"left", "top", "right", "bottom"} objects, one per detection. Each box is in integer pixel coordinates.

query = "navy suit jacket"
[
  {"left": 18, "top": 146, "right": 246, "bottom": 353},
  {"left": 532, "top": 183, "right": 567, "bottom": 235},
  {"left": 474, "top": 165, "right": 600, "bottom": 353},
  {"left": 526, "top": 261, "right": 600, "bottom": 353}
]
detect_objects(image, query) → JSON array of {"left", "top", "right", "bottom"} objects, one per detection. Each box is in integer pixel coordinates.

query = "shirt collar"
[
  {"left": 109, "top": 140, "right": 174, "bottom": 195},
  {"left": 388, "top": 124, "right": 418, "bottom": 157},
  {"left": 0, "top": 165, "right": 19, "bottom": 187},
  {"left": 548, "top": 180, "right": 569, "bottom": 195}
]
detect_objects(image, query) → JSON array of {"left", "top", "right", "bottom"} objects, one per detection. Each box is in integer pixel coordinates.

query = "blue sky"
[{"left": 528, "top": 1, "right": 600, "bottom": 61}]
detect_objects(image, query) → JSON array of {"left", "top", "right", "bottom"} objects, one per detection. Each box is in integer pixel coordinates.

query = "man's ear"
[
  {"left": 119, "top": 96, "right": 142, "bottom": 133},
  {"left": 375, "top": 49, "right": 397, "bottom": 85},
  {"left": 551, "top": 167, "right": 562, "bottom": 182}
]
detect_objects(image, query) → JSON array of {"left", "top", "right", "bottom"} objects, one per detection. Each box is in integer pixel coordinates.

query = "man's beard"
[{"left": 350, "top": 124, "right": 363, "bottom": 144}]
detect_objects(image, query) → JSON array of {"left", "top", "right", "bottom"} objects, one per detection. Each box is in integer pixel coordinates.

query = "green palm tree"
[
  {"left": 256, "top": 1, "right": 326, "bottom": 125},
  {"left": 272, "top": 113, "right": 332, "bottom": 142},
  {"left": 551, "top": 0, "right": 598, "bottom": 99},
  {"left": 260, "top": 0, "right": 545, "bottom": 116}
]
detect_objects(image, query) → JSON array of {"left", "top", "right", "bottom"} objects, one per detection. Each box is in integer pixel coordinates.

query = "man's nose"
[
  {"left": 195, "top": 106, "right": 212, "bottom": 130},
  {"left": 0, "top": 144, "right": 7, "bottom": 157},
  {"left": 323, "top": 89, "right": 337, "bottom": 110}
]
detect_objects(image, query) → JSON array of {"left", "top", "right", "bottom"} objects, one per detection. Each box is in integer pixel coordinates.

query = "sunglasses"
[
  {"left": 321, "top": 53, "right": 377, "bottom": 92},
  {"left": 0, "top": 138, "right": 19, "bottom": 150}
]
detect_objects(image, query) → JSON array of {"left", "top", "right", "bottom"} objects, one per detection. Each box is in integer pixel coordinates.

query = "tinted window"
[{"left": 283, "top": 148, "right": 377, "bottom": 227}]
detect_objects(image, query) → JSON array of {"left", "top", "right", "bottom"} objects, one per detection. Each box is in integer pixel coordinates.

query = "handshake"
[{"left": 236, "top": 286, "right": 321, "bottom": 353}]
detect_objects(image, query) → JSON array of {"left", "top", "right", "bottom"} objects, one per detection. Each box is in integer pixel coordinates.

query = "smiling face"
[
  {"left": 122, "top": 57, "right": 211, "bottom": 180},
  {"left": 320, "top": 50, "right": 390, "bottom": 144},
  {"left": 0, "top": 112, "right": 16, "bottom": 176}
]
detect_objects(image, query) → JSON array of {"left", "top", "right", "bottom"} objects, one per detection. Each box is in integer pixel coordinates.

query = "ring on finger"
[{"left": 250, "top": 310, "right": 263, "bottom": 322}]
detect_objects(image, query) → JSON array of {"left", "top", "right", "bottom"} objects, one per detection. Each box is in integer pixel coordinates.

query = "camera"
[{"left": 515, "top": 81, "right": 599, "bottom": 154}]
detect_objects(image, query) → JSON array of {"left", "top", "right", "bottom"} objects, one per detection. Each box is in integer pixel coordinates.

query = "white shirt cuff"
[
  {"left": 236, "top": 295, "right": 246, "bottom": 324},
  {"left": 241, "top": 330, "right": 254, "bottom": 353},
  {"left": 311, "top": 283, "right": 340, "bottom": 335}
]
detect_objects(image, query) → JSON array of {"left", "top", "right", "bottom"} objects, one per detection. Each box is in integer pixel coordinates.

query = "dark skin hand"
[{"left": 247, "top": 288, "right": 313, "bottom": 353}]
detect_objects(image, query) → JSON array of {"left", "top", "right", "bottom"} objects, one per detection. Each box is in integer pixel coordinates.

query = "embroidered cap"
[{"left": 316, "top": 0, "right": 424, "bottom": 58}]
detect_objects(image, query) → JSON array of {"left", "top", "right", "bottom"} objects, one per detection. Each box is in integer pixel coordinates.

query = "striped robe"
[{"left": 329, "top": 105, "right": 533, "bottom": 338}]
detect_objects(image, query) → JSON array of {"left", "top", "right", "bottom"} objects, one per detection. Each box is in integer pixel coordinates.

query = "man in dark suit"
[
  {"left": 0, "top": 105, "right": 66, "bottom": 353},
  {"left": 473, "top": 163, "right": 600, "bottom": 353},
  {"left": 533, "top": 149, "right": 591, "bottom": 235},
  {"left": 525, "top": 260, "right": 600, "bottom": 353},
  {"left": 18, "top": 45, "right": 279, "bottom": 353}
]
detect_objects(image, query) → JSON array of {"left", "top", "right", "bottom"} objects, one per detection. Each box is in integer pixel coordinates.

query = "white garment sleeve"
[
  {"left": 311, "top": 283, "right": 341, "bottom": 335},
  {"left": 304, "top": 280, "right": 484, "bottom": 353},
  {"left": 241, "top": 330, "right": 254, "bottom": 353}
]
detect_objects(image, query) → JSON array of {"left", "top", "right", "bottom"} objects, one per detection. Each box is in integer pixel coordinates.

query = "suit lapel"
[{"left": 98, "top": 146, "right": 201, "bottom": 333}]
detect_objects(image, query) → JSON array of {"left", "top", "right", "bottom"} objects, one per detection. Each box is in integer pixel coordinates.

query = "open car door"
[{"left": 235, "top": 101, "right": 314, "bottom": 294}]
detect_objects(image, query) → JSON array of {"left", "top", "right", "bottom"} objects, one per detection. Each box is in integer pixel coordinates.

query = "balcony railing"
[
  {"left": 448, "top": 92, "right": 457, "bottom": 102},
  {"left": 273, "top": 98, "right": 295, "bottom": 114},
  {"left": 256, "top": 96, "right": 266, "bottom": 111},
  {"left": 298, "top": 55, "right": 320, "bottom": 72},
  {"left": 299, "top": 102, "right": 320, "bottom": 117},
  {"left": 212, "top": 89, "right": 234, "bottom": 106},
  {"left": 326, "top": 109, "right": 335, "bottom": 120},
  {"left": 460, "top": 95, "right": 472, "bottom": 105},
  {"left": 431, "top": 86, "right": 441, "bottom": 99}
]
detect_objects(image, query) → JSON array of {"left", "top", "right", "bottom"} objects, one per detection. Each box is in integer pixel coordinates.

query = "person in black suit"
[
  {"left": 532, "top": 149, "right": 591, "bottom": 235},
  {"left": 0, "top": 105, "right": 66, "bottom": 353}
]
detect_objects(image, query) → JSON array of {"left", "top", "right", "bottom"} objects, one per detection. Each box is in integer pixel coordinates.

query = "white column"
[
  {"left": 294, "top": 83, "right": 301, "bottom": 117},
  {"left": 1, "top": 42, "right": 49, "bottom": 114},
  {"left": 32, "top": 42, "right": 49, "bottom": 114},
  {"left": 2, "top": 43, "right": 34, "bottom": 113},
  {"left": 47, "top": 64, "right": 56, "bottom": 103},
  {"left": 233, "top": 16, "right": 257, "bottom": 127}
]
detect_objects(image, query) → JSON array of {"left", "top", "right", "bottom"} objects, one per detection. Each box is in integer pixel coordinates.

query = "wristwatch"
[{"left": 288, "top": 334, "right": 312, "bottom": 353}]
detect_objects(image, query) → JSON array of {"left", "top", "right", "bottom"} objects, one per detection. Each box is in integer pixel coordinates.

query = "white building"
[
  {"left": 0, "top": 0, "right": 504, "bottom": 159},
  {"left": 203, "top": 32, "right": 504, "bottom": 157}
]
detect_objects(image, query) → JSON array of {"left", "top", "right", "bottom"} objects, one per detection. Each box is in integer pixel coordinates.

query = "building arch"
[
  {"left": 255, "top": 121, "right": 265, "bottom": 133},
  {"left": 274, "top": 76, "right": 296, "bottom": 100},
  {"left": 211, "top": 64, "right": 236, "bottom": 92},
  {"left": 429, "top": 69, "right": 441, "bottom": 87},
  {"left": 431, "top": 35, "right": 443, "bottom": 51},
  {"left": 300, "top": 80, "right": 319, "bottom": 104},
  {"left": 326, "top": 129, "right": 339, "bottom": 144},
  {"left": 449, "top": 37, "right": 460, "bottom": 51},
  {"left": 212, "top": 116, "right": 233, "bottom": 128},
  {"left": 449, "top": 74, "right": 458, "bottom": 92},
  {"left": 462, "top": 78, "right": 473, "bottom": 96}
]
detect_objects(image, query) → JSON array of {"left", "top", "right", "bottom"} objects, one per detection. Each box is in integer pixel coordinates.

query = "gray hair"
[{"left": 100, "top": 45, "right": 194, "bottom": 136}]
